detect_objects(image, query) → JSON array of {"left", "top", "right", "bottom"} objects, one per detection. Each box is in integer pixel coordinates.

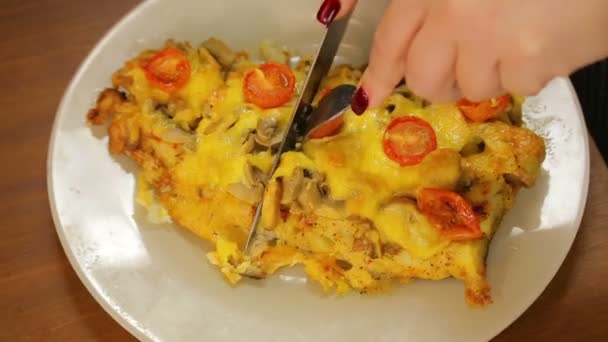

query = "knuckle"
[
  {"left": 457, "top": 76, "right": 480, "bottom": 100},
  {"left": 405, "top": 59, "right": 445, "bottom": 101},
  {"left": 406, "top": 73, "right": 435, "bottom": 100},
  {"left": 521, "top": 76, "right": 546, "bottom": 95},
  {"left": 459, "top": 80, "right": 494, "bottom": 102},
  {"left": 501, "top": 74, "right": 541, "bottom": 96}
]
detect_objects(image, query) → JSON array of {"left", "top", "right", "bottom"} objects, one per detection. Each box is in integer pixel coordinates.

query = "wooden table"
[{"left": 1, "top": 1, "right": 607, "bottom": 340}]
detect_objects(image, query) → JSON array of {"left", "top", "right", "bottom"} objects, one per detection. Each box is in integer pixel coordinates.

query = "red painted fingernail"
[
  {"left": 317, "top": 0, "right": 341, "bottom": 26},
  {"left": 351, "top": 87, "right": 369, "bottom": 115}
]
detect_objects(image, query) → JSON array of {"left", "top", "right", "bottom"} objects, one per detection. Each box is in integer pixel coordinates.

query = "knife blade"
[{"left": 244, "top": 14, "right": 352, "bottom": 252}]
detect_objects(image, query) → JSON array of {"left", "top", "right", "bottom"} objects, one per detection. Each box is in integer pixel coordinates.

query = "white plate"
[{"left": 47, "top": 0, "right": 590, "bottom": 341}]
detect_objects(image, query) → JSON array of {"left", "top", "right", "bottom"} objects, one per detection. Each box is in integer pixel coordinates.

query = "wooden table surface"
[{"left": 1, "top": 1, "right": 607, "bottom": 341}]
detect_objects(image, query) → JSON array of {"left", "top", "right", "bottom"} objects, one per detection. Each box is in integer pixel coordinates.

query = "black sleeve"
[{"left": 570, "top": 59, "right": 608, "bottom": 163}]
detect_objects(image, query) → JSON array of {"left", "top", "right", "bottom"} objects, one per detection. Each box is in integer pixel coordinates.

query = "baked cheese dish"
[{"left": 86, "top": 38, "right": 545, "bottom": 306}]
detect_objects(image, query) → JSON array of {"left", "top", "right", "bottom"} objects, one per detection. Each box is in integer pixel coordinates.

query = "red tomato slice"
[
  {"left": 456, "top": 95, "right": 511, "bottom": 122},
  {"left": 243, "top": 62, "right": 295, "bottom": 109},
  {"left": 144, "top": 47, "right": 191, "bottom": 92},
  {"left": 383, "top": 116, "right": 437, "bottom": 166},
  {"left": 307, "top": 115, "right": 344, "bottom": 139},
  {"left": 417, "top": 188, "right": 483, "bottom": 241}
]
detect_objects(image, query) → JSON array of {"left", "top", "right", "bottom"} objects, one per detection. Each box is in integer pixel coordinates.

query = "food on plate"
[{"left": 86, "top": 38, "right": 545, "bottom": 306}]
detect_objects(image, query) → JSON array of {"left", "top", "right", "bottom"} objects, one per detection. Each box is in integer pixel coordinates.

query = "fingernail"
[
  {"left": 316, "top": 0, "right": 341, "bottom": 26},
  {"left": 351, "top": 87, "right": 369, "bottom": 115}
]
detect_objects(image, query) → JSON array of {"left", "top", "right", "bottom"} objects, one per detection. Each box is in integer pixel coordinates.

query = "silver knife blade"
[{"left": 244, "top": 15, "right": 352, "bottom": 252}]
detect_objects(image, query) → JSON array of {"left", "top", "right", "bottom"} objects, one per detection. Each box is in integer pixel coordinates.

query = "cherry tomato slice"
[
  {"left": 383, "top": 116, "right": 437, "bottom": 166},
  {"left": 307, "top": 115, "right": 344, "bottom": 139},
  {"left": 456, "top": 95, "right": 511, "bottom": 122},
  {"left": 243, "top": 62, "right": 295, "bottom": 109},
  {"left": 144, "top": 47, "right": 191, "bottom": 92},
  {"left": 417, "top": 188, "right": 483, "bottom": 241}
]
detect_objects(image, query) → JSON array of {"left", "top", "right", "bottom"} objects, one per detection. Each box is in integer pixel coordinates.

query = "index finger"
[
  {"left": 316, "top": 0, "right": 358, "bottom": 25},
  {"left": 355, "top": 0, "right": 427, "bottom": 113},
  {"left": 335, "top": 0, "right": 358, "bottom": 20}
]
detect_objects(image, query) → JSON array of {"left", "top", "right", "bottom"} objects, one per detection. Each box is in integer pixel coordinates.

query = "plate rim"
[
  {"left": 46, "top": 1, "right": 591, "bottom": 341},
  {"left": 46, "top": 0, "right": 155, "bottom": 340},
  {"left": 485, "top": 79, "right": 591, "bottom": 340}
]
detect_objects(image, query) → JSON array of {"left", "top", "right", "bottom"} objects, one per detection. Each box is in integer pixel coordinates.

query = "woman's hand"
[{"left": 317, "top": 0, "right": 608, "bottom": 114}]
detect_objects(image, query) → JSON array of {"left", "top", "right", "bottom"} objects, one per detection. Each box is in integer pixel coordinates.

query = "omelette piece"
[{"left": 86, "top": 39, "right": 545, "bottom": 306}]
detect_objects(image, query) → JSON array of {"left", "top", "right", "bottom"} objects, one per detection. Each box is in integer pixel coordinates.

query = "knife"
[{"left": 244, "top": 14, "right": 352, "bottom": 252}]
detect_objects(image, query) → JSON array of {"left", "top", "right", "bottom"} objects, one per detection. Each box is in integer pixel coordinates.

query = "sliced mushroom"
[
  {"left": 240, "top": 267, "right": 266, "bottom": 280},
  {"left": 295, "top": 57, "right": 312, "bottom": 74},
  {"left": 353, "top": 235, "right": 375, "bottom": 258},
  {"left": 255, "top": 117, "right": 282, "bottom": 147},
  {"left": 201, "top": 115, "right": 238, "bottom": 135},
  {"left": 297, "top": 179, "right": 322, "bottom": 212},
  {"left": 166, "top": 39, "right": 192, "bottom": 53},
  {"left": 381, "top": 242, "right": 403, "bottom": 256},
  {"left": 188, "top": 117, "right": 203, "bottom": 132},
  {"left": 280, "top": 167, "right": 305, "bottom": 205},
  {"left": 202, "top": 119, "right": 222, "bottom": 135},
  {"left": 335, "top": 259, "right": 353, "bottom": 271},
  {"left": 201, "top": 102, "right": 214, "bottom": 119},
  {"left": 302, "top": 168, "right": 313, "bottom": 178},
  {"left": 318, "top": 182, "right": 332, "bottom": 197},
  {"left": 460, "top": 136, "right": 486, "bottom": 157},
  {"left": 154, "top": 103, "right": 173, "bottom": 118},
  {"left": 241, "top": 131, "right": 256, "bottom": 153},
  {"left": 226, "top": 182, "right": 263, "bottom": 205},
  {"left": 247, "top": 228, "right": 279, "bottom": 256},
  {"left": 350, "top": 218, "right": 382, "bottom": 259},
  {"left": 202, "top": 38, "right": 238, "bottom": 68},
  {"left": 303, "top": 169, "right": 341, "bottom": 211},
  {"left": 259, "top": 40, "right": 289, "bottom": 65},
  {"left": 159, "top": 127, "right": 194, "bottom": 144},
  {"left": 456, "top": 175, "right": 476, "bottom": 194},
  {"left": 243, "top": 163, "right": 267, "bottom": 187},
  {"left": 239, "top": 264, "right": 267, "bottom": 279},
  {"left": 302, "top": 168, "right": 325, "bottom": 182},
  {"left": 241, "top": 131, "right": 268, "bottom": 154}
]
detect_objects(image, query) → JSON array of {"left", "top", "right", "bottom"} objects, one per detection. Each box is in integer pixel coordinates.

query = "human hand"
[{"left": 317, "top": 0, "right": 608, "bottom": 114}]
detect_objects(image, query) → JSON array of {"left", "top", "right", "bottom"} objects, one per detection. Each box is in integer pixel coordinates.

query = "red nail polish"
[
  {"left": 317, "top": 0, "right": 341, "bottom": 26},
  {"left": 351, "top": 87, "right": 369, "bottom": 115}
]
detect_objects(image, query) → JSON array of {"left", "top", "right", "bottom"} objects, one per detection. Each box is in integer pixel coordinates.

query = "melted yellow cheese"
[
  {"left": 373, "top": 200, "right": 449, "bottom": 259},
  {"left": 291, "top": 99, "right": 464, "bottom": 256}
]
